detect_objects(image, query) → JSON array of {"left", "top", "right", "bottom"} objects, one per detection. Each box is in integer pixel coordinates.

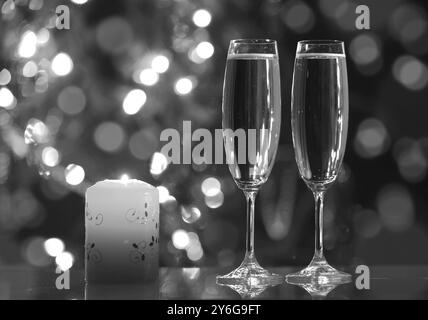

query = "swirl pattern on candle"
[
  {"left": 86, "top": 208, "right": 104, "bottom": 226},
  {"left": 128, "top": 236, "right": 158, "bottom": 264},
  {"left": 124, "top": 193, "right": 154, "bottom": 224},
  {"left": 86, "top": 242, "right": 103, "bottom": 263}
]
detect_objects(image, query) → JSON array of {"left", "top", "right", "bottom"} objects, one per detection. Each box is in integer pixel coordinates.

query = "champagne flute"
[
  {"left": 216, "top": 39, "right": 282, "bottom": 285},
  {"left": 286, "top": 40, "right": 351, "bottom": 285}
]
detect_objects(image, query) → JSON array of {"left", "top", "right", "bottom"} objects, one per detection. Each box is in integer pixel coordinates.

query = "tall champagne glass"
[
  {"left": 286, "top": 40, "right": 351, "bottom": 285},
  {"left": 217, "top": 39, "right": 282, "bottom": 285}
]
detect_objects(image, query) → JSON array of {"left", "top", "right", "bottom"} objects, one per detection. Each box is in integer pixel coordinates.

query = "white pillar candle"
[{"left": 85, "top": 179, "right": 159, "bottom": 285}]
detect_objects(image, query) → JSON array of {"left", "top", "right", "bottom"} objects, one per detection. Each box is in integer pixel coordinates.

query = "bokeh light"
[
  {"left": 151, "top": 55, "right": 170, "bottom": 73},
  {"left": 43, "top": 238, "right": 65, "bottom": 257},
  {"left": 172, "top": 229, "right": 190, "bottom": 250},
  {"left": 377, "top": 184, "right": 414, "bottom": 233},
  {"left": 186, "top": 232, "right": 204, "bottom": 261},
  {"left": 18, "top": 31, "right": 37, "bottom": 58},
  {"left": 22, "top": 61, "right": 38, "bottom": 77},
  {"left": 201, "top": 177, "right": 221, "bottom": 196},
  {"left": 42, "top": 146, "right": 60, "bottom": 167},
  {"left": 181, "top": 206, "right": 201, "bottom": 224},
  {"left": 157, "top": 186, "right": 170, "bottom": 204},
  {"left": 280, "top": 0, "right": 315, "bottom": 33},
  {"left": 0, "top": 87, "right": 16, "bottom": 109},
  {"left": 122, "top": 89, "right": 146, "bottom": 115},
  {"left": 51, "top": 52, "right": 73, "bottom": 76},
  {"left": 94, "top": 122, "right": 125, "bottom": 153},
  {"left": 195, "top": 41, "right": 214, "bottom": 60},
  {"left": 393, "top": 139, "right": 427, "bottom": 183},
  {"left": 139, "top": 68, "right": 159, "bottom": 86},
  {"left": 24, "top": 237, "right": 50, "bottom": 267},
  {"left": 390, "top": 4, "right": 427, "bottom": 45},
  {"left": 175, "top": 77, "right": 193, "bottom": 95},
  {"left": 65, "top": 164, "right": 85, "bottom": 186},
  {"left": 349, "top": 34, "right": 380, "bottom": 66},
  {"left": 205, "top": 191, "right": 224, "bottom": 209},
  {"left": 58, "top": 86, "right": 86, "bottom": 115},
  {"left": 393, "top": 55, "right": 428, "bottom": 91},
  {"left": 0, "top": 68, "right": 11, "bottom": 85},
  {"left": 354, "top": 118, "right": 390, "bottom": 159},
  {"left": 55, "top": 251, "right": 74, "bottom": 271},
  {"left": 353, "top": 208, "right": 382, "bottom": 239},
  {"left": 71, "top": 0, "right": 89, "bottom": 4},
  {"left": 150, "top": 152, "right": 168, "bottom": 175},
  {"left": 192, "top": 9, "right": 212, "bottom": 28},
  {"left": 36, "top": 28, "right": 50, "bottom": 44},
  {"left": 96, "top": 17, "right": 133, "bottom": 54}
]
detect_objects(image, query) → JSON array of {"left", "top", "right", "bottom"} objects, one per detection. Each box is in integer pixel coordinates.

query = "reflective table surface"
[{"left": 0, "top": 266, "right": 427, "bottom": 300}]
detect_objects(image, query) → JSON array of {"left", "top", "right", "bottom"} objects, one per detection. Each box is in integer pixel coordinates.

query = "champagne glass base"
[
  {"left": 216, "top": 257, "right": 283, "bottom": 286},
  {"left": 286, "top": 257, "right": 351, "bottom": 286}
]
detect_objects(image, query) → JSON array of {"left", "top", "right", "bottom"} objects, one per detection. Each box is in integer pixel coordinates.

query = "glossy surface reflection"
[{"left": 0, "top": 266, "right": 428, "bottom": 299}]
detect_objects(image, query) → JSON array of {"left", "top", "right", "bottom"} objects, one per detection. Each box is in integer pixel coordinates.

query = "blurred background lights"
[
  {"left": 1, "top": 0, "right": 15, "bottom": 15},
  {"left": 151, "top": 55, "right": 170, "bottom": 73},
  {"left": 280, "top": 0, "right": 315, "bottom": 33},
  {"left": 172, "top": 229, "right": 190, "bottom": 250},
  {"left": 58, "top": 86, "right": 86, "bottom": 115},
  {"left": 192, "top": 9, "right": 212, "bottom": 28},
  {"left": 93, "top": 122, "right": 125, "bottom": 153},
  {"left": 55, "top": 251, "right": 74, "bottom": 271},
  {"left": 393, "top": 55, "right": 428, "bottom": 90},
  {"left": 150, "top": 152, "right": 168, "bottom": 175},
  {"left": 0, "top": 68, "right": 12, "bottom": 85},
  {"left": 350, "top": 34, "right": 380, "bottom": 66},
  {"left": 71, "top": 0, "right": 89, "bottom": 4},
  {"left": 96, "top": 17, "right": 133, "bottom": 55},
  {"left": 204, "top": 191, "right": 224, "bottom": 209},
  {"left": 65, "top": 164, "right": 85, "bottom": 186},
  {"left": 185, "top": 232, "right": 203, "bottom": 261},
  {"left": 377, "top": 184, "right": 414, "bottom": 233},
  {"left": 29, "top": 0, "right": 43, "bottom": 11},
  {"left": 354, "top": 118, "right": 389, "bottom": 159},
  {"left": 36, "top": 28, "right": 50, "bottom": 45},
  {"left": 201, "top": 177, "right": 221, "bottom": 196},
  {"left": 186, "top": 244, "right": 204, "bottom": 261},
  {"left": 51, "top": 52, "right": 73, "bottom": 76},
  {"left": 22, "top": 61, "right": 38, "bottom": 77},
  {"left": 195, "top": 41, "right": 214, "bottom": 60},
  {"left": 139, "top": 68, "right": 159, "bottom": 86},
  {"left": 0, "top": 87, "right": 15, "bottom": 109},
  {"left": 157, "top": 185, "right": 170, "bottom": 203},
  {"left": 24, "top": 118, "right": 49, "bottom": 145},
  {"left": 181, "top": 206, "right": 201, "bottom": 224},
  {"left": 43, "top": 238, "right": 65, "bottom": 257},
  {"left": 353, "top": 209, "right": 382, "bottom": 239},
  {"left": 24, "top": 237, "right": 50, "bottom": 267},
  {"left": 18, "top": 31, "right": 37, "bottom": 58},
  {"left": 122, "top": 89, "right": 146, "bottom": 115},
  {"left": 390, "top": 4, "right": 427, "bottom": 45},
  {"left": 175, "top": 77, "right": 193, "bottom": 95},
  {"left": 42, "top": 146, "right": 60, "bottom": 167},
  {"left": 393, "top": 139, "right": 427, "bottom": 183}
]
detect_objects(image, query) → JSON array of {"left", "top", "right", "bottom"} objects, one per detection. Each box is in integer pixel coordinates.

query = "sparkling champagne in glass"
[
  {"left": 216, "top": 39, "right": 282, "bottom": 286},
  {"left": 286, "top": 40, "right": 351, "bottom": 285}
]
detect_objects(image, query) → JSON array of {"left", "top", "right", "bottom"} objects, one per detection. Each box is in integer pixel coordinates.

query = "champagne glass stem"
[
  {"left": 244, "top": 190, "right": 258, "bottom": 260},
  {"left": 313, "top": 190, "right": 325, "bottom": 260}
]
